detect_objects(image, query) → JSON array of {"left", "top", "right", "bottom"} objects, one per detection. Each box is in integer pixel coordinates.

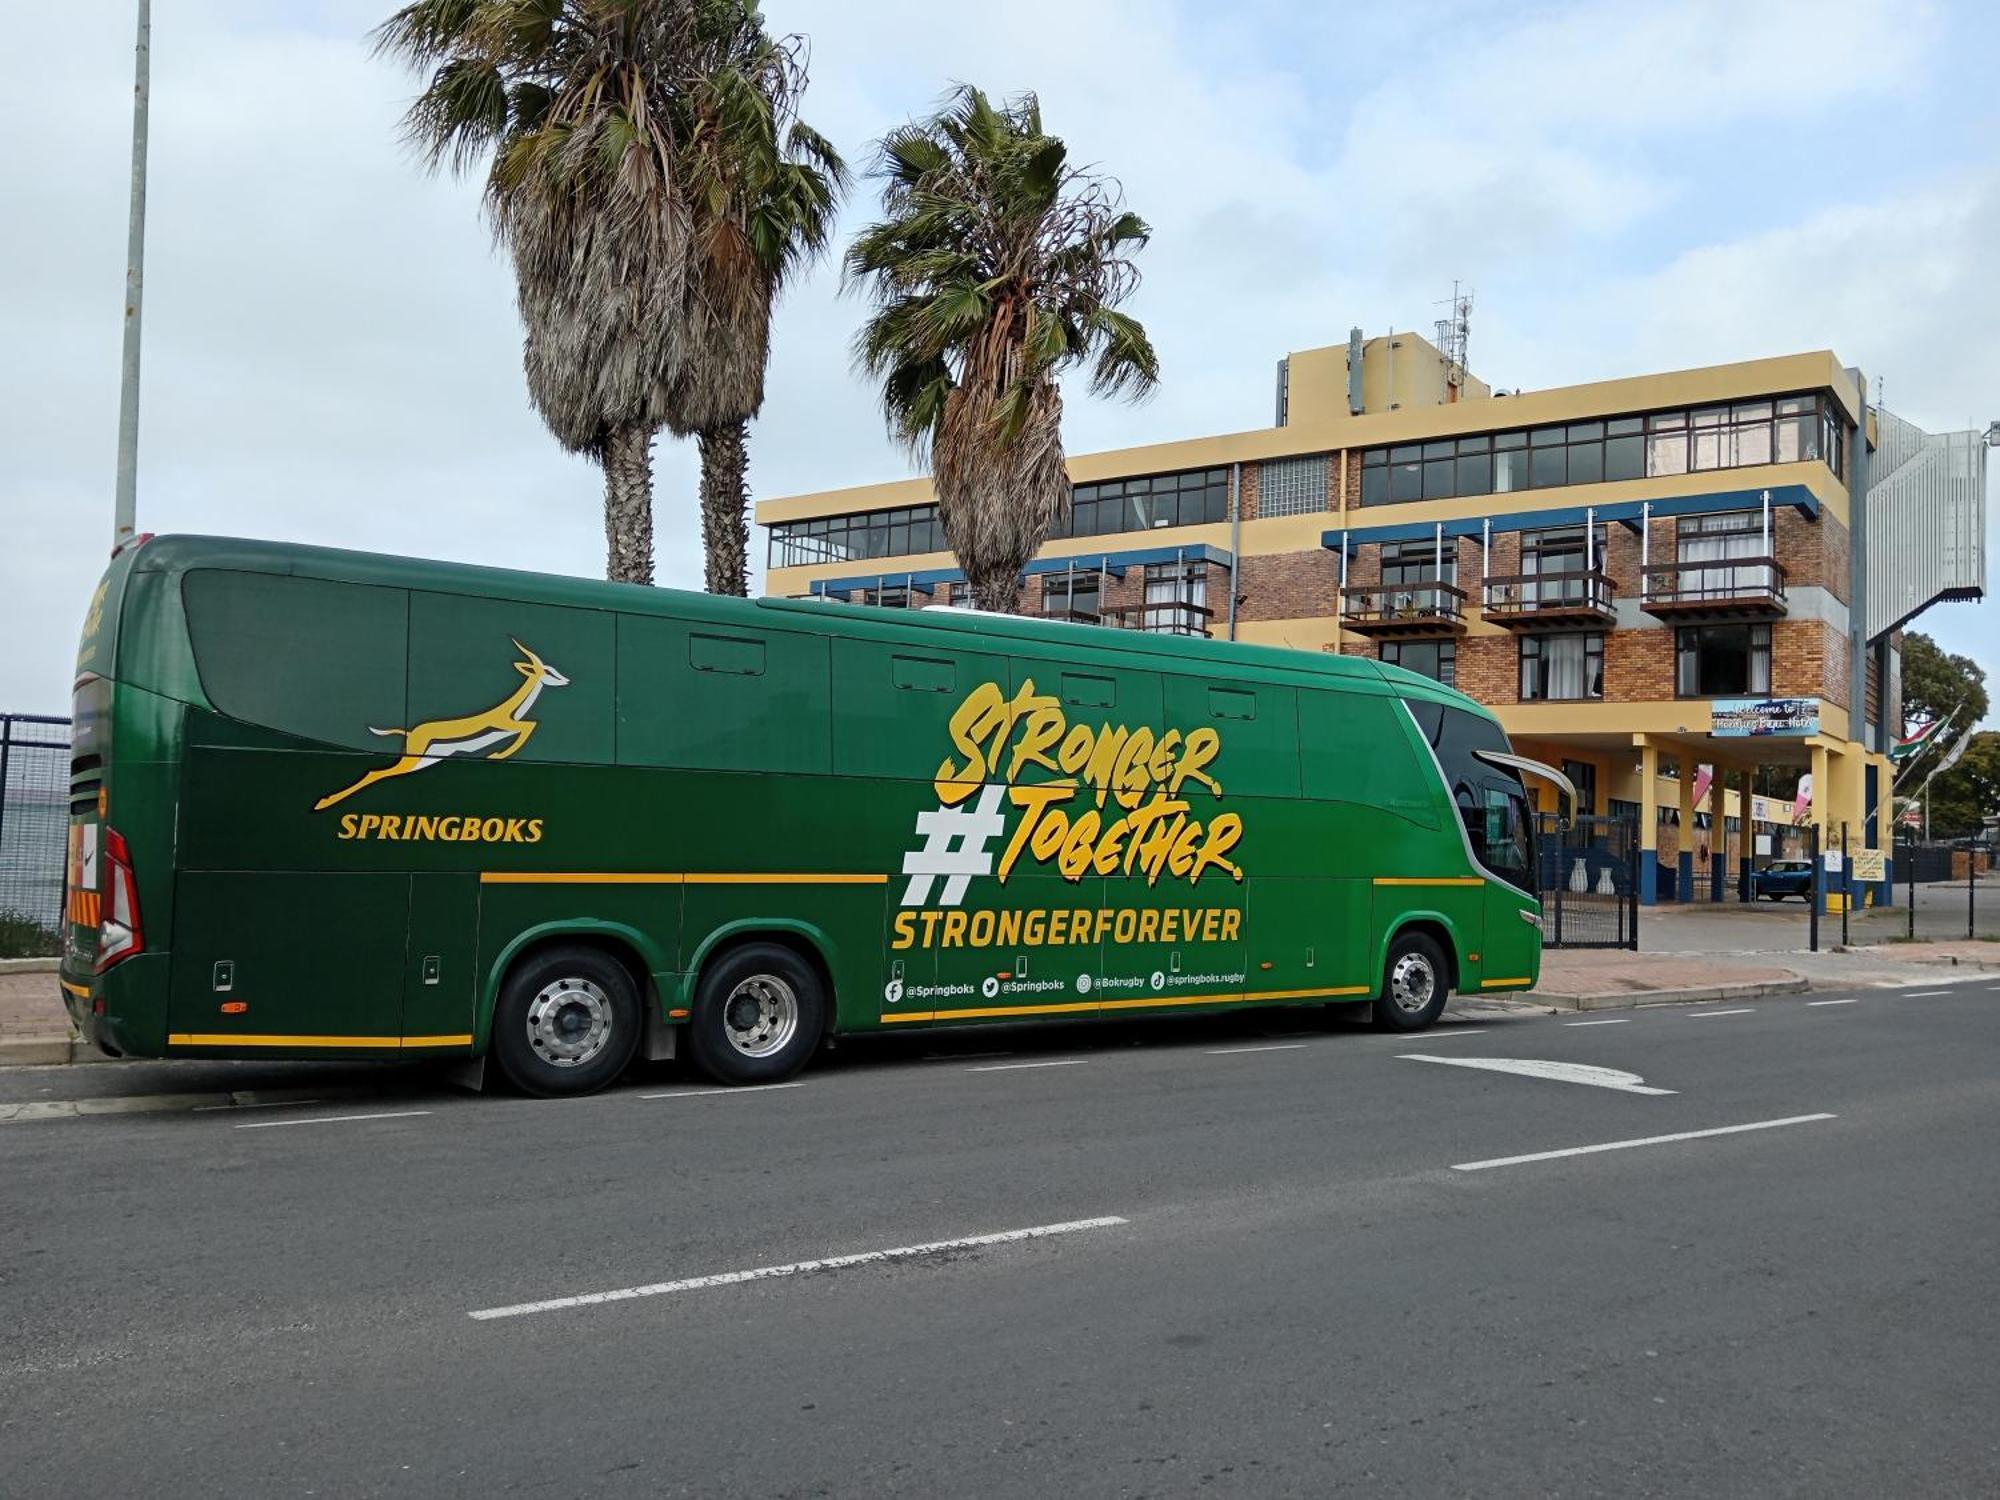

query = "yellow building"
[{"left": 757, "top": 327, "right": 1988, "bottom": 908}]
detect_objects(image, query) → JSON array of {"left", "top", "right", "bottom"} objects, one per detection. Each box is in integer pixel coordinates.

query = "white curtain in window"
[{"left": 1545, "top": 635, "right": 1590, "bottom": 699}]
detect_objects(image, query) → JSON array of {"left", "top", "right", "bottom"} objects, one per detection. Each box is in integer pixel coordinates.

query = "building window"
[
  {"left": 856, "top": 585, "right": 917, "bottom": 608},
  {"left": 1355, "top": 392, "right": 1846, "bottom": 507},
  {"left": 1562, "top": 759, "right": 1598, "bottom": 817},
  {"left": 1041, "top": 572, "right": 1102, "bottom": 622},
  {"left": 1675, "top": 623, "right": 1772, "bottom": 697},
  {"left": 1520, "top": 633, "right": 1604, "bottom": 701},
  {"left": 769, "top": 505, "right": 946, "bottom": 569},
  {"left": 1259, "top": 454, "right": 1328, "bottom": 517},
  {"left": 1675, "top": 511, "right": 1767, "bottom": 598},
  {"left": 1141, "top": 562, "right": 1208, "bottom": 632},
  {"left": 1379, "top": 540, "right": 1456, "bottom": 588},
  {"left": 1380, "top": 639, "right": 1457, "bottom": 687},
  {"left": 1066, "top": 467, "right": 1228, "bottom": 539},
  {"left": 1520, "top": 524, "right": 1608, "bottom": 605}
]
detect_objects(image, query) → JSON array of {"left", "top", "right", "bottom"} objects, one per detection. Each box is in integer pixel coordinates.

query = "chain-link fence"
[{"left": 1, "top": 714, "right": 71, "bottom": 957}]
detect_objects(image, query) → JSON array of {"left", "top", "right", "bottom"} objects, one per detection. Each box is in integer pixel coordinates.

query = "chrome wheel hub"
[
  {"left": 526, "top": 976, "right": 613, "bottom": 1068},
  {"left": 723, "top": 974, "right": 799, "bottom": 1059},
  {"left": 1389, "top": 952, "right": 1437, "bottom": 1015}
]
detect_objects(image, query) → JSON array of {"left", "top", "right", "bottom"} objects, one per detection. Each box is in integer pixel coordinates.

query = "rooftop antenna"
[{"left": 1433, "top": 281, "right": 1473, "bottom": 402}]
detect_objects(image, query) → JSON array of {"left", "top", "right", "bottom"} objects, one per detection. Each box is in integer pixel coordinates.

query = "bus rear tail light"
[{"left": 95, "top": 827, "right": 144, "bottom": 972}]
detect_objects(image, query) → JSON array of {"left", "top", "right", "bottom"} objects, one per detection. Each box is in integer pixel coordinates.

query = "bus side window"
[
  {"left": 833, "top": 637, "right": 1008, "bottom": 782},
  {"left": 620, "top": 617, "right": 828, "bottom": 774},
  {"left": 182, "top": 570, "right": 410, "bottom": 750},
  {"left": 1299, "top": 689, "right": 1423, "bottom": 820},
  {"left": 1164, "top": 677, "right": 1300, "bottom": 798},
  {"left": 409, "top": 592, "right": 615, "bottom": 765}
]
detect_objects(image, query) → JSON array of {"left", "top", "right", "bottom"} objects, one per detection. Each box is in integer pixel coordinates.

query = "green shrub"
[{"left": 0, "top": 910, "right": 62, "bottom": 959}]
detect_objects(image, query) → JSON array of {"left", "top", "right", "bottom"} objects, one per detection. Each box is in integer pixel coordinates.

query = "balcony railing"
[
  {"left": 1098, "top": 600, "right": 1214, "bottom": 637},
  {"left": 1338, "top": 582, "right": 1468, "bottom": 637},
  {"left": 1640, "top": 557, "right": 1788, "bottom": 619},
  {"left": 1480, "top": 569, "right": 1616, "bottom": 630}
]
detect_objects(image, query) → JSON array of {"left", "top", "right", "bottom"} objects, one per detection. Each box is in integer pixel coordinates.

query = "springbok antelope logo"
[{"left": 312, "top": 639, "right": 569, "bottom": 811}]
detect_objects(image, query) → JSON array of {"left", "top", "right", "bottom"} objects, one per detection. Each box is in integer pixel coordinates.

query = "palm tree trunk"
[
  {"left": 968, "top": 568, "right": 1021, "bottom": 613},
  {"left": 699, "top": 421, "right": 751, "bottom": 596},
  {"left": 602, "top": 423, "right": 656, "bottom": 585}
]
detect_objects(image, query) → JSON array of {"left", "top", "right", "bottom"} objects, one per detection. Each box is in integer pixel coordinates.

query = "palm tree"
[
  {"left": 375, "top": 0, "right": 839, "bottom": 591},
  {"left": 846, "top": 87, "right": 1159, "bottom": 612},
  {"left": 667, "top": 7, "right": 845, "bottom": 595}
]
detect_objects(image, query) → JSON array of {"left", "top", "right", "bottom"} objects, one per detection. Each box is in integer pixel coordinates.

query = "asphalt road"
[{"left": 4, "top": 982, "right": 1999, "bottom": 1497}]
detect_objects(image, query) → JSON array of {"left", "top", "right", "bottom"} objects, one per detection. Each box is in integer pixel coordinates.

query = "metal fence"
[
  {"left": 1536, "top": 813, "right": 1639, "bottom": 949},
  {"left": 0, "top": 714, "right": 71, "bottom": 957}
]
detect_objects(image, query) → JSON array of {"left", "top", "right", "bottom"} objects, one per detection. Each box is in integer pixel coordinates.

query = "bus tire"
[
  {"left": 1373, "top": 931, "right": 1450, "bottom": 1031},
  {"left": 687, "top": 942, "right": 826, "bottom": 1086},
  {"left": 491, "top": 946, "right": 643, "bottom": 1098}
]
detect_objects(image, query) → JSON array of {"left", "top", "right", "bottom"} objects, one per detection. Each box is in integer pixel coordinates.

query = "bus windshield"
[{"left": 1410, "top": 700, "right": 1537, "bottom": 896}]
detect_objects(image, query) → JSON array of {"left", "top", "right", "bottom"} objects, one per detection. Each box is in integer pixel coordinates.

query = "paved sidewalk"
[
  {"left": 0, "top": 971, "right": 91, "bottom": 1065},
  {"left": 1528, "top": 950, "right": 1806, "bottom": 1010}
]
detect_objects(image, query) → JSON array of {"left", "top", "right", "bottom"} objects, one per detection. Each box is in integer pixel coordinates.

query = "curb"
[
  {"left": 1832, "top": 946, "right": 2000, "bottom": 973},
  {"left": 0, "top": 958, "right": 61, "bottom": 976},
  {"left": 0, "top": 1037, "right": 116, "bottom": 1067},
  {"left": 1525, "top": 977, "right": 1812, "bottom": 1012}
]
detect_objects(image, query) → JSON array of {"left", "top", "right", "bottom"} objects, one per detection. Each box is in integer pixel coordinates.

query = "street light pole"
[{"left": 113, "top": 0, "right": 151, "bottom": 551}]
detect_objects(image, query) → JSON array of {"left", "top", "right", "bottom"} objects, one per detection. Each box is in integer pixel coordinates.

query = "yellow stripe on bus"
[
  {"left": 478, "top": 871, "right": 887, "bottom": 886},
  {"left": 1480, "top": 977, "right": 1533, "bottom": 988},
  {"left": 1372, "top": 876, "right": 1486, "bottom": 887},
  {"left": 881, "top": 983, "right": 1370, "bottom": 1025},
  {"left": 166, "top": 1033, "right": 473, "bottom": 1049}
]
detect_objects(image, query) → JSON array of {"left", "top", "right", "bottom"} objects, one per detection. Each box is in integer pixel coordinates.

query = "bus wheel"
[
  {"left": 1373, "top": 931, "right": 1450, "bottom": 1031},
  {"left": 687, "top": 943, "right": 826, "bottom": 1086},
  {"left": 491, "top": 946, "right": 642, "bottom": 1097}
]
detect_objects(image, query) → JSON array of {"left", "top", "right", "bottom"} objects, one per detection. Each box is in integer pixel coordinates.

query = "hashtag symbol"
[{"left": 900, "top": 784, "right": 1007, "bottom": 907}]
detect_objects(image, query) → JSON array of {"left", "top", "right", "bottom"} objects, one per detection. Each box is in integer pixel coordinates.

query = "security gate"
[{"left": 1536, "top": 813, "right": 1639, "bottom": 949}]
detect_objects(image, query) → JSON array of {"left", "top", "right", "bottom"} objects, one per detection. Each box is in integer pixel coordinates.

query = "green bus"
[{"left": 60, "top": 535, "right": 1558, "bottom": 1096}]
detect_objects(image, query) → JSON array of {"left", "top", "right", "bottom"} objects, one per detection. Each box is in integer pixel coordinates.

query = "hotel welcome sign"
[{"left": 1711, "top": 697, "right": 1820, "bottom": 738}]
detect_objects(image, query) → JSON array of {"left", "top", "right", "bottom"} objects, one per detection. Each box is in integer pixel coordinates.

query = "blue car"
[{"left": 1753, "top": 859, "right": 1815, "bottom": 901}]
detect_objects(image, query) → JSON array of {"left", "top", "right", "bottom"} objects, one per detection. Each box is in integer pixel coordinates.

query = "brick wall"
[
  {"left": 1237, "top": 461, "right": 1262, "bottom": 523},
  {"left": 1773, "top": 617, "right": 1849, "bottom": 709},
  {"left": 1773, "top": 508, "right": 1847, "bottom": 603},
  {"left": 1604, "top": 626, "right": 1675, "bottom": 702},
  {"left": 1237, "top": 548, "right": 1336, "bottom": 622},
  {"left": 1454, "top": 635, "right": 1516, "bottom": 704}
]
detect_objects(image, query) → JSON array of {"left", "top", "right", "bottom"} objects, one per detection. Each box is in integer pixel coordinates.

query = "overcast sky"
[{"left": 2, "top": 0, "right": 1995, "bottom": 722}]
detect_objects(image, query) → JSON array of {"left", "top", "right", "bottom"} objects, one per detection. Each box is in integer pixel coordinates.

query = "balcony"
[
  {"left": 1480, "top": 570, "right": 1616, "bottom": 631},
  {"left": 1338, "top": 582, "right": 1468, "bottom": 639},
  {"left": 1640, "top": 558, "right": 1788, "bottom": 621},
  {"left": 1097, "top": 600, "right": 1214, "bottom": 637}
]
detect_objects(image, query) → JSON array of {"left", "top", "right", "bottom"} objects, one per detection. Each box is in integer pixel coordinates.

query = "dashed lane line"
[
  {"left": 1688, "top": 1008, "right": 1756, "bottom": 1018},
  {"left": 1808, "top": 999, "right": 1860, "bottom": 1007},
  {"left": 1564, "top": 1018, "right": 1631, "bottom": 1027},
  {"left": 638, "top": 1083, "right": 806, "bottom": 1100},
  {"left": 235, "top": 1109, "right": 432, "bottom": 1131},
  {"left": 467, "top": 1216, "right": 1130, "bottom": 1321},
  {"left": 1904, "top": 990, "right": 1950, "bottom": 998},
  {"left": 1451, "top": 1113, "right": 1837, "bottom": 1172},
  {"left": 968, "top": 1059, "right": 1086, "bottom": 1073},
  {"left": 1206, "top": 1043, "right": 1309, "bottom": 1056}
]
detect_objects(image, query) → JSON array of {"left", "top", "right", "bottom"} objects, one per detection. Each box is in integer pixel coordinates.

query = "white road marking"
[
  {"left": 1564, "top": 1018, "right": 1631, "bottom": 1027},
  {"left": 235, "top": 1109, "right": 432, "bottom": 1131},
  {"left": 1808, "top": 999, "right": 1860, "bottom": 1007},
  {"left": 1388, "top": 1027, "right": 1487, "bottom": 1040},
  {"left": 638, "top": 1083, "right": 806, "bottom": 1100},
  {"left": 1206, "top": 1043, "right": 1309, "bottom": 1056},
  {"left": 969, "top": 1059, "right": 1086, "bottom": 1073},
  {"left": 1688, "top": 1008, "right": 1756, "bottom": 1018},
  {"left": 1452, "top": 1114, "right": 1837, "bottom": 1172},
  {"left": 1904, "top": 990, "right": 1949, "bottom": 998},
  {"left": 1401, "top": 1055, "right": 1674, "bottom": 1095},
  {"left": 467, "top": 1215, "right": 1129, "bottom": 1321},
  {"left": 192, "top": 1098, "right": 327, "bottom": 1113}
]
